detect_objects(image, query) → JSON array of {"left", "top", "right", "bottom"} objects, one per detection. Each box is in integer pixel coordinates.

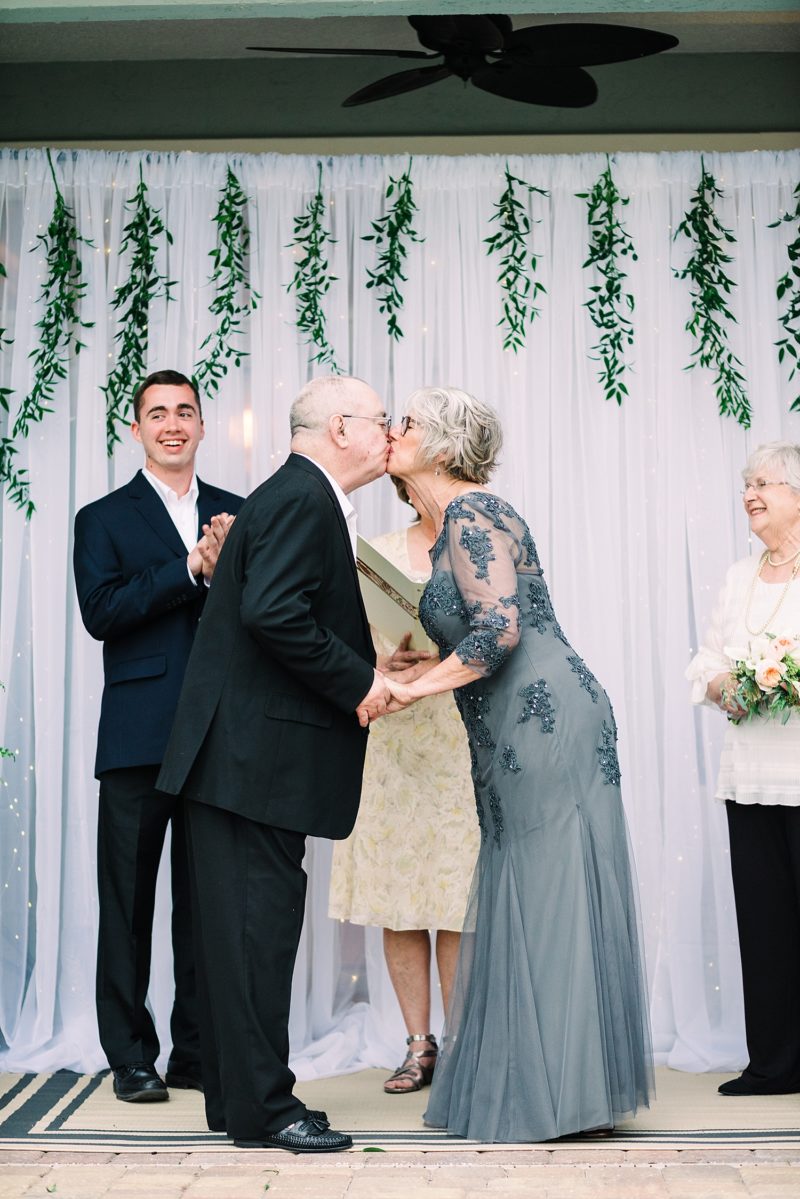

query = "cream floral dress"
[{"left": 328, "top": 527, "right": 480, "bottom": 930}]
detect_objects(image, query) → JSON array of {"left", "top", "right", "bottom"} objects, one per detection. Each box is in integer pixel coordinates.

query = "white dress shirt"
[
  {"left": 141, "top": 468, "right": 200, "bottom": 583},
  {"left": 295, "top": 454, "right": 358, "bottom": 557}
]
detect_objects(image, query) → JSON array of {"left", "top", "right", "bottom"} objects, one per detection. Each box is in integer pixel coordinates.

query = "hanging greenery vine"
[
  {"left": 102, "top": 166, "right": 176, "bottom": 454},
  {"left": 287, "top": 162, "right": 339, "bottom": 370},
  {"left": 485, "top": 165, "right": 548, "bottom": 352},
  {"left": 0, "top": 262, "right": 12, "bottom": 413},
  {"left": 0, "top": 150, "right": 93, "bottom": 517},
  {"left": 363, "top": 159, "right": 423, "bottom": 341},
  {"left": 674, "top": 158, "right": 751, "bottom": 428},
  {"left": 194, "top": 167, "right": 260, "bottom": 396},
  {"left": 577, "top": 156, "right": 637, "bottom": 405},
  {"left": 769, "top": 182, "right": 800, "bottom": 413}
]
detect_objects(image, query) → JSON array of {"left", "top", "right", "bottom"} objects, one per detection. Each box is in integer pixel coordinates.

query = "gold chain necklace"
[{"left": 744, "top": 549, "right": 800, "bottom": 637}]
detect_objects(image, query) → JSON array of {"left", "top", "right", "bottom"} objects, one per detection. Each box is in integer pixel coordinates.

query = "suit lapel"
[
  {"left": 197, "top": 478, "right": 223, "bottom": 538},
  {"left": 127, "top": 470, "right": 189, "bottom": 559},
  {"left": 286, "top": 455, "right": 371, "bottom": 645}
]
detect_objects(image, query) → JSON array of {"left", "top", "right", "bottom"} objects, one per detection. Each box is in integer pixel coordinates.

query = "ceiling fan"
[{"left": 247, "top": 15, "right": 679, "bottom": 109}]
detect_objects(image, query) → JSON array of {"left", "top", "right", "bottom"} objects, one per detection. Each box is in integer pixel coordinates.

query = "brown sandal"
[{"left": 383, "top": 1034, "right": 438, "bottom": 1095}]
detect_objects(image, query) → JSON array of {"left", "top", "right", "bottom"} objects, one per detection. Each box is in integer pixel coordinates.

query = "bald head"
[
  {"left": 290, "top": 376, "right": 372, "bottom": 438},
  {"left": 288, "top": 374, "right": 390, "bottom": 493}
]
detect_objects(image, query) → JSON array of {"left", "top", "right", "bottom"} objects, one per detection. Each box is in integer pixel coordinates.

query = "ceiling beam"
[{"left": 4, "top": 0, "right": 798, "bottom": 25}]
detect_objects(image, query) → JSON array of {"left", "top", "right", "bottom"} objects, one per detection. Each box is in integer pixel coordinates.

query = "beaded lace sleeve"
[{"left": 445, "top": 497, "right": 522, "bottom": 678}]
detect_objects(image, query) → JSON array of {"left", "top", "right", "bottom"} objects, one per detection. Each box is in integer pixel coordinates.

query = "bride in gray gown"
[{"left": 376, "top": 386, "right": 653, "bottom": 1142}]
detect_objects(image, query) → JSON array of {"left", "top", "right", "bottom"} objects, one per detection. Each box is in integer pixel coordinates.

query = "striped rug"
[{"left": 1, "top": 1067, "right": 798, "bottom": 1152}]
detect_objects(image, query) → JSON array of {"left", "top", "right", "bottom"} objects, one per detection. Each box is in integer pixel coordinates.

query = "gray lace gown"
[{"left": 420, "top": 492, "right": 653, "bottom": 1143}]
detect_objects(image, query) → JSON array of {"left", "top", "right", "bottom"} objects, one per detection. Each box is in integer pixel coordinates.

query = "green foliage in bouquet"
[
  {"left": 194, "top": 167, "right": 260, "bottom": 397},
  {"left": 674, "top": 158, "right": 751, "bottom": 428},
  {"left": 1, "top": 151, "right": 94, "bottom": 516},
  {"left": 103, "top": 166, "right": 176, "bottom": 453},
  {"left": 288, "top": 161, "right": 339, "bottom": 370},
  {"left": 769, "top": 181, "right": 800, "bottom": 413},
  {"left": 577, "top": 156, "right": 636, "bottom": 405},
  {"left": 363, "top": 159, "right": 423, "bottom": 342},
  {"left": 725, "top": 634, "right": 800, "bottom": 725},
  {"left": 486, "top": 164, "right": 548, "bottom": 353}
]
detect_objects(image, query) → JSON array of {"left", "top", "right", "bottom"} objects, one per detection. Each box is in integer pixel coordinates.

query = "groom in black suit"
[
  {"left": 157, "top": 376, "right": 397, "bottom": 1152},
  {"left": 73, "top": 370, "right": 242, "bottom": 1102}
]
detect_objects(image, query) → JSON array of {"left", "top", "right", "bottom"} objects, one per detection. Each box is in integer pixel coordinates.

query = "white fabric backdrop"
[{"left": 0, "top": 146, "right": 798, "bottom": 1077}]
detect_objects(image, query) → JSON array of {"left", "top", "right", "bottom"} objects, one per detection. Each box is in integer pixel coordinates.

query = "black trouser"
[
  {"left": 96, "top": 765, "right": 199, "bottom": 1070},
  {"left": 185, "top": 798, "right": 309, "bottom": 1139},
  {"left": 726, "top": 800, "right": 800, "bottom": 1089}
]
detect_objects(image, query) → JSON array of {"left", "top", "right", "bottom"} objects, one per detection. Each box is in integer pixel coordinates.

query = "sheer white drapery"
[{"left": 1, "top": 147, "right": 798, "bottom": 1076}]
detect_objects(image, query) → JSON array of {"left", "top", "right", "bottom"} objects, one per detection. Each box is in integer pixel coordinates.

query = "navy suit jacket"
[
  {"left": 73, "top": 470, "right": 243, "bottom": 777},
  {"left": 156, "top": 454, "right": 376, "bottom": 840}
]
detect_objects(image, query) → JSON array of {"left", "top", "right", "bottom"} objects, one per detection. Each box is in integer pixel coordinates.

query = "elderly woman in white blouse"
[{"left": 687, "top": 441, "right": 800, "bottom": 1097}]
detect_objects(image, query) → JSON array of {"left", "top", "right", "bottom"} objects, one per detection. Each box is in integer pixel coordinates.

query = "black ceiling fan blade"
[
  {"left": 472, "top": 62, "right": 598, "bottom": 108},
  {"left": 343, "top": 63, "right": 453, "bottom": 108},
  {"left": 408, "top": 15, "right": 507, "bottom": 55},
  {"left": 247, "top": 45, "right": 435, "bottom": 60},
  {"left": 505, "top": 23, "right": 679, "bottom": 68}
]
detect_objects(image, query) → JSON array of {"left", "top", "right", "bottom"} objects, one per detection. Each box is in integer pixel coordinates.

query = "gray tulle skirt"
[{"left": 424, "top": 798, "right": 653, "bottom": 1142}]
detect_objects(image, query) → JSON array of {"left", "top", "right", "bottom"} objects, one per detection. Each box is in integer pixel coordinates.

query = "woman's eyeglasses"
[
  {"left": 400, "top": 416, "right": 418, "bottom": 437},
  {"left": 741, "top": 479, "right": 791, "bottom": 496}
]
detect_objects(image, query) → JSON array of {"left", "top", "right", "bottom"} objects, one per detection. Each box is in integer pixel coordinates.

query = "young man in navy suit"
[{"left": 73, "top": 369, "right": 243, "bottom": 1102}]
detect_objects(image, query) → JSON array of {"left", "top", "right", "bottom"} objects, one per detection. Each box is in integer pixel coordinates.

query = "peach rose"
[
  {"left": 771, "top": 633, "right": 798, "bottom": 660},
  {"left": 754, "top": 658, "right": 787, "bottom": 692}
]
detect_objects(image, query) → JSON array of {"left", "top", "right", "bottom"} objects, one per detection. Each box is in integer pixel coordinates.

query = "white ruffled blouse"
[{"left": 686, "top": 555, "right": 800, "bottom": 806}]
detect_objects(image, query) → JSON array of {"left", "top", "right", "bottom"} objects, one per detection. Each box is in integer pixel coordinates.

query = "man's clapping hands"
[{"left": 188, "top": 513, "right": 236, "bottom": 582}]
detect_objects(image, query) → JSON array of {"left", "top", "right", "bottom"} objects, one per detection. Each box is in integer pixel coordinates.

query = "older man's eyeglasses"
[
  {"left": 741, "top": 479, "right": 791, "bottom": 496},
  {"left": 341, "top": 414, "right": 393, "bottom": 432},
  {"left": 400, "top": 416, "right": 418, "bottom": 436}
]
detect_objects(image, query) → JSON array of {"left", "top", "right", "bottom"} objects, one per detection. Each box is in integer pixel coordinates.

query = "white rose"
[{"left": 749, "top": 635, "right": 773, "bottom": 661}]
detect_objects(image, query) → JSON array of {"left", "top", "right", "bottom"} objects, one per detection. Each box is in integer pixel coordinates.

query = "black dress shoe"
[
  {"left": 234, "top": 1116, "right": 352, "bottom": 1153},
  {"left": 165, "top": 1060, "right": 204, "bottom": 1092},
  {"left": 112, "top": 1064, "right": 168, "bottom": 1103},
  {"left": 719, "top": 1073, "right": 800, "bottom": 1096}
]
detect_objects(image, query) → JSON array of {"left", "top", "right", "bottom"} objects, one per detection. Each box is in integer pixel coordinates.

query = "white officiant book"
[{"left": 356, "top": 535, "right": 437, "bottom": 653}]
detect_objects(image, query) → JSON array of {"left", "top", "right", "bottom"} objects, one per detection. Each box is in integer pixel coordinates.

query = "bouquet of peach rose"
[{"left": 722, "top": 633, "right": 800, "bottom": 724}]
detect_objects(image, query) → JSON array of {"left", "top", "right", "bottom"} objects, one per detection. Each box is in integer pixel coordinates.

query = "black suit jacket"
[
  {"left": 73, "top": 471, "right": 244, "bottom": 777},
  {"left": 156, "top": 454, "right": 376, "bottom": 840}
]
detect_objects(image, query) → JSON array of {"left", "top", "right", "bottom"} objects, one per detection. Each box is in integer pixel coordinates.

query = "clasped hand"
[
  {"left": 355, "top": 671, "right": 418, "bottom": 727},
  {"left": 355, "top": 636, "right": 440, "bottom": 727}
]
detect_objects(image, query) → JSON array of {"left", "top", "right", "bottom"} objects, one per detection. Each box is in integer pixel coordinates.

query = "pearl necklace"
[
  {"left": 744, "top": 549, "right": 800, "bottom": 637},
  {"left": 768, "top": 548, "right": 800, "bottom": 567}
]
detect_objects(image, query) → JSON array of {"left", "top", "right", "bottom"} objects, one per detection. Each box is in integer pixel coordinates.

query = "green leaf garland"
[
  {"left": 578, "top": 156, "right": 637, "bottom": 405},
  {"left": 485, "top": 165, "right": 548, "bottom": 352},
  {"left": 363, "top": 159, "right": 423, "bottom": 341},
  {"left": 194, "top": 167, "right": 260, "bottom": 397},
  {"left": 102, "top": 166, "right": 176, "bottom": 454},
  {"left": 0, "top": 261, "right": 13, "bottom": 414},
  {"left": 287, "top": 162, "right": 339, "bottom": 370},
  {"left": 768, "top": 182, "right": 800, "bottom": 413},
  {"left": 674, "top": 158, "right": 751, "bottom": 428},
  {"left": 1, "top": 150, "right": 93, "bottom": 516}
]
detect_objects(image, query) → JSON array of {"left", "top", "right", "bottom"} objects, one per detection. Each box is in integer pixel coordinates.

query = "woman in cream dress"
[
  {"left": 687, "top": 441, "right": 800, "bottom": 1096},
  {"left": 329, "top": 482, "right": 480, "bottom": 1093}
]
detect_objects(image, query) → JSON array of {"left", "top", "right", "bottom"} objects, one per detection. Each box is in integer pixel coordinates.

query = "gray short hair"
[
  {"left": 742, "top": 441, "right": 800, "bottom": 493},
  {"left": 405, "top": 386, "right": 502, "bottom": 485},
  {"left": 290, "top": 376, "right": 355, "bottom": 435}
]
